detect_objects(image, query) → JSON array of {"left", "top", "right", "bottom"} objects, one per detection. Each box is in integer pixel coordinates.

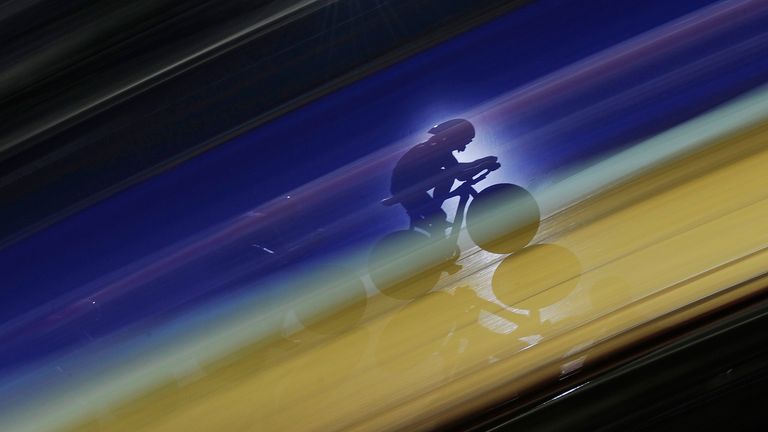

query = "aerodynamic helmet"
[{"left": 428, "top": 118, "right": 475, "bottom": 143}]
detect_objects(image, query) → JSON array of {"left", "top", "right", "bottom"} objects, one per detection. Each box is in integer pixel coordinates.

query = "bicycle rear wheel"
[{"left": 368, "top": 230, "right": 451, "bottom": 299}]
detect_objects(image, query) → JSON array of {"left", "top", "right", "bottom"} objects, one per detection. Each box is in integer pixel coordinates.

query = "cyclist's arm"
[
  {"left": 433, "top": 155, "right": 461, "bottom": 202},
  {"left": 454, "top": 157, "right": 499, "bottom": 180}
]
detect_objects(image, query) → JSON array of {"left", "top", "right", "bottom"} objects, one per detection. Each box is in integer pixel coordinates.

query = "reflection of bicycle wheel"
[
  {"left": 375, "top": 288, "right": 537, "bottom": 374},
  {"left": 491, "top": 244, "right": 581, "bottom": 309},
  {"left": 466, "top": 183, "right": 540, "bottom": 254},
  {"left": 368, "top": 230, "right": 449, "bottom": 300},
  {"left": 294, "top": 266, "right": 368, "bottom": 335}
]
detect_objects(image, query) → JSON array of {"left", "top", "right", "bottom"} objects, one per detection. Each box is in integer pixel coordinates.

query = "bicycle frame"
[{"left": 442, "top": 168, "right": 492, "bottom": 245}]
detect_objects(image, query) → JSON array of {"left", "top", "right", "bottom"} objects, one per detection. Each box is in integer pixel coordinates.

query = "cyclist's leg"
[
  {"left": 402, "top": 193, "right": 437, "bottom": 232},
  {"left": 406, "top": 197, "right": 449, "bottom": 239},
  {"left": 424, "top": 207, "right": 450, "bottom": 240},
  {"left": 420, "top": 201, "right": 462, "bottom": 273},
  {"left": 402, "top": 195, "right": 460, "bottom": 272}
]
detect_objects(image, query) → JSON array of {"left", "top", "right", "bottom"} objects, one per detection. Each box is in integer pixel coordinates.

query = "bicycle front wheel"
[{"left": 466, "top": 183, "right": 540, "bottom": 254}]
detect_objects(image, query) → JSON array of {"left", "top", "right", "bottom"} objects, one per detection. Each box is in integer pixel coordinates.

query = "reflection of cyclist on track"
[{"left": 389, "top": 119, "right": 499, "bottom": 240}]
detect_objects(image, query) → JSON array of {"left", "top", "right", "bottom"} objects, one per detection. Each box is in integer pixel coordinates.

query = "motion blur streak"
[
  {"left": 63, "top": 98, "right": 768, "bottom": 432},
  {"left": 0, "top": 78, "right": 765, "bottom": 431},
  {"left": 0, "top": 0, "right": 327, "bottom": 154},
  {"left": 4, "top": 0, "right": 768, "bottom": 350},
  {"left": 2, "top": 1, "right": 768, "bottom": 431},
  {"left": 481, "top": 0, "right": 767, "bottom": 122}
]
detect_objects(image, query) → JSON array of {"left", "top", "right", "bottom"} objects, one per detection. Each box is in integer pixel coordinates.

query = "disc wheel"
[
  {"left": 369, "top": 230, "right": 451, "bottom": 299},
  {"left": 466, "top": 183, "right": 540, "bottom": 254}
]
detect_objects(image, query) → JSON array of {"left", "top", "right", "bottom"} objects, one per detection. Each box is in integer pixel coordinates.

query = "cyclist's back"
[{"left": 390, "top": 141, "right": 458, "bottom": 203}]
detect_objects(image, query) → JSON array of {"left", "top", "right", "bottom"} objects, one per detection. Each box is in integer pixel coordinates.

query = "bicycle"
[{"left": 370, "top": 157, "right": 541, "bottom": 299}]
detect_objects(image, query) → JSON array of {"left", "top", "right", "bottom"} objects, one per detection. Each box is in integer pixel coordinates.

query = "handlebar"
[
  {"left": 457, "top": 157, "right": 500, "bottom": 183},
  {"left": 382, "top": 156, "right": 500, "bottom": 206},
  {"left": 446, "top": 167, "right": 494, "bottom": 199}
]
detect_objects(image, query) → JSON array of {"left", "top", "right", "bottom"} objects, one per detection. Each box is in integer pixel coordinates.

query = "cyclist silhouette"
[
  {"left": 389, "top": 119, "right": 498, "bottom": 239},
  {"left": 373, "top": 120, "right": 535, "bottom": 290}
]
